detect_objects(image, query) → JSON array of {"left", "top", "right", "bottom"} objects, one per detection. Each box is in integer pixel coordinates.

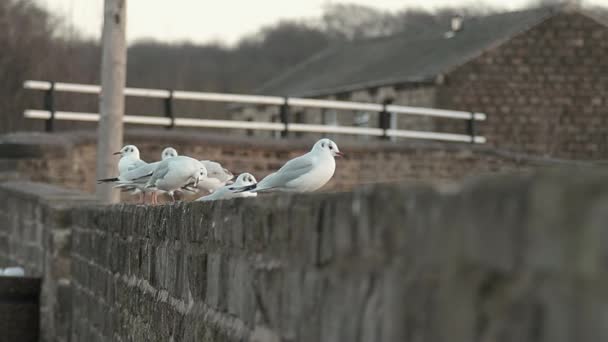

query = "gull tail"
[
  {"left": 97, "top": 177, "right": 119, "bottom": 184},
  {"left": 114, "top": 184, "right": 136, "bottom": 191},
  {"left": 229, "top": 184, "right": 257, "bottom": 193}
]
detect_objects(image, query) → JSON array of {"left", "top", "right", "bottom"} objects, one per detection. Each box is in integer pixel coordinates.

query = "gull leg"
[
  {"left": 170, "top": 191, "right": 176, "bottom": 203},
  {"left": 152, "top": 192, "right": 158, "bottom": 205},
  {"left": 139, "top": 191, "right": 145, "bottom": 204}
]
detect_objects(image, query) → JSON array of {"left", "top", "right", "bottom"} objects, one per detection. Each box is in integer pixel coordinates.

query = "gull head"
[
  {"left": 114, "top": 145, "right": 140, "bottom": 158},
  {"left": 235, "top": 173, "right": 257, "bottom": 187},
  {"left": 192, "top": 166, "right": 208, "bottom": 188},
  {"left": 313, "top": 138, "right": 343, "bottom": 158},
  {"left": 161, "top": 147, "right": 178, "bottom": 160}
]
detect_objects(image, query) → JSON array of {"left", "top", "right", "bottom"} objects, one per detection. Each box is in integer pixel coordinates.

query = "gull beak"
[
  {"left": 335, "top": 151, "right": 345, "bottom": 158},
  {"left": 113, "top": 151, "right": 122, "bottom": 155}
]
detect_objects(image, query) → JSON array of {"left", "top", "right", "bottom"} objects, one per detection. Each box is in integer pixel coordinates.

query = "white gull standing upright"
[
  {"left": 115, "top": 145, "right": 147, "bottom": 174},
  {"left": 231, "top": 138, "right": 342, "bottom": 193},
  {"left": 129, "top": 147, "right": 179, "bottom": 203},
  {"left": 98, "top": 144, "right": 147, "bottom": 202}
]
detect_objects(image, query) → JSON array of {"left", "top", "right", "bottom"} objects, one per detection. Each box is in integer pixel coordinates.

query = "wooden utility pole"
[{"left": 96, "top": 0, "right": 127, "bottom": 203}]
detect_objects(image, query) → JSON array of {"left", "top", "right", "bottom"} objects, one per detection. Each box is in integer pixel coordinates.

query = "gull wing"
[
  {"left": 259, "top": 154, "right": 314, "bottom": 189},
  {"left": 200, "top": 160, "right": 233, "bottom": 182},
  {"left": 146, "top": 160, "right": 171, "bottom": 187},
  {"left": 127, "top": 159, "right": 148, "bottom": 172},
  {"left": 117, "top": 161, "right": 160, "bottom": 184}
]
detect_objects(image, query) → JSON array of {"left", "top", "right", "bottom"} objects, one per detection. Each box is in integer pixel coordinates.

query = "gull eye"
[{"left": 329, "top": 145, "right": 333, "bottom": 150}]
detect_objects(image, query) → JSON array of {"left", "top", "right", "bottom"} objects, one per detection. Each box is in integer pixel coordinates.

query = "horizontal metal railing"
[{"left": 23, "top": 80, "right": 487, "bottom": 143}]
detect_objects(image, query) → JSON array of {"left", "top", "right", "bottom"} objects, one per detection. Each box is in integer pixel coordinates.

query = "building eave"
[{"left": 277, "top": 76, "right": 437, "bottom": 98}]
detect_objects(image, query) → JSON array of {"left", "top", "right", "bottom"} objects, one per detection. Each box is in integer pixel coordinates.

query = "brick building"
[{"left": 243, "top": 4, "right": 608, "bottom": 160}]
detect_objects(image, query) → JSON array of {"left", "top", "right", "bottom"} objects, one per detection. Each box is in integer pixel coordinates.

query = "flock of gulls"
[{"left": 98, "top": 138, "right": 343, "bottom": 204}]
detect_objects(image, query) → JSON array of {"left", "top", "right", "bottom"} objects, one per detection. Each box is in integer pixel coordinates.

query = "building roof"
[{"left": 257, "top": 6, "right": 561, "bottom": 97}]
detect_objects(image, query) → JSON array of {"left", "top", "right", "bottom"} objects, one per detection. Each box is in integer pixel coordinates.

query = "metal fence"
[{"left": 23, "top": 80, "right": 487, "bottom": 144}]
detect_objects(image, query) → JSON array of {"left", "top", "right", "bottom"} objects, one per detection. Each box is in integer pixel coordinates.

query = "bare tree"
[{"left": 321, "top": 4, "right": 400, "bottom": 41}]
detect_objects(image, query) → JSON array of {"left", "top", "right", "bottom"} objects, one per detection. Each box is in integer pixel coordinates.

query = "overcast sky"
[{"left": 36, "top": 0, "right": 602, "bottom": 45}]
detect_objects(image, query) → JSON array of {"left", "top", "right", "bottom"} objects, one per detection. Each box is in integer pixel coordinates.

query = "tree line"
[{"left": 1, "top": 0, "right": 604, "bottom": 133}]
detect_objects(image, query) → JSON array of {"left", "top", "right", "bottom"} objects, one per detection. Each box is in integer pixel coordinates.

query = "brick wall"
[
  {"left": 437, "top": 11, "right": 608, "bottom": 159},
  {"left": 0, "top": 181, "right": 97, "bottom": 342},
  {"left": 0, "top": 130, "right": 590, "bottom": 197}
]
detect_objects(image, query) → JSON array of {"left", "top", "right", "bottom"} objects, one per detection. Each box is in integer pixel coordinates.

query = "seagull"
[
  {"left": 230, "top": 138, "right": 342, "bottom": 193},
  {"left": 97, "top": 144, "right": 147, "bottom": 202},
  {"left": 98, "top": 147, "right": 178, "bottom": 204},
  {"left": 115, "top": 145, "right": 147, "bottom": 174},
  {"left": 196, "top": 173, "right": 257, "bottom": 201},
  {"left": 128, "top": 147, "right": 179, "bottom": 203},
  {"left": 182, "top": 160, "right": 234, "bottom": 195},
  {"left": 158, "top": 148, "right": 233, "bottom": 195},
  {"left": 199, "top": 161, "right": 234, "bottom": 192},
  {"left": 145, "top": 156, "right": 208, "bottom": 202}
]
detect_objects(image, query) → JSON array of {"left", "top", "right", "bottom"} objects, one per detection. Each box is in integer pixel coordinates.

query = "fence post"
[
  {"left": 280, "top": 97, "right": 289, "bottom": 138},
  {"left": 467, "top": 112, "right": 476, "bottom": 143},
  {"left": 378, "top": 98, "right": 393, "bottom": 140},
  {"left": 164, "top": 90, "right": 175, "bottom": 129},
  {"left": 44, "top": 82, "right": 56, "bottom": 132},
  {"left": 246, "top": 117, "right": 254, "bottom": 136}
]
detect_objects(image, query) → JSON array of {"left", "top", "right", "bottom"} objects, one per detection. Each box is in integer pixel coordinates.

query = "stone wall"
[
  {"left": 5, "top": 169, "right": 608, "bottom": 341},
  {"left": 65, "top": 168, "right": 608, "bottom": 341},
  {"left": 0, "top": 181, "right": 97, "bottom": 342},
  {"left": 436, "top": 10, "right": 608, "bottom": 159},
  {"left": 0, "top": 130, "right": 589, "bottom": 197}
]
